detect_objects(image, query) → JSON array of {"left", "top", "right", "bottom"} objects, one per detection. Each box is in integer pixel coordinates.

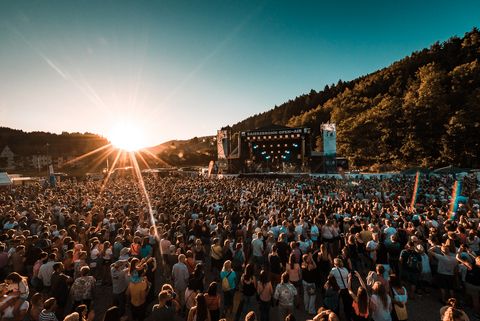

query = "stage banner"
[{"left": 217, "top": 130, "right": 228, "bottom": 159}]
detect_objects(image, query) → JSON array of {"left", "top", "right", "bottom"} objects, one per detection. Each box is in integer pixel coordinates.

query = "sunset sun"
[{"left": 108, "top": 122, "right": 149, "bottom": 151}]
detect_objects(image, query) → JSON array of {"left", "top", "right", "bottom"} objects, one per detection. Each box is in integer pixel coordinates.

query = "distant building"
[
  {"left": 0, "top": 146, "right": 16, "bottom": 170},
  {"left": 31, "top": 154, "right": 52, "bottom": 169}
]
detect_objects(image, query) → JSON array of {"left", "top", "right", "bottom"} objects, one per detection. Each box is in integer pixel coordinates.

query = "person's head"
[
  {"left": 281, "top": 272, "right": 290, "bottom": 284},
  {"left": 75, "top": 304, "right": 88, "bottom": 318},
  {"left": 53, "top": 262, "right": 64, "bottom": 273},
  {"left": 102, "top": 306, "right": 120, "bottom": 321},
  {"left": 245, "top": 264, "right": 254, "bottom": 278},
  {"left": 207, "top": 282, "right": 218, "bottom": 296},
  {"left": 63, "top": 312, "right": 80, "bottom": 321},
  {"left": 80, "top": 266, "right": 90, "bottom": 277},
  {"left": 245, "top": 311, "right": 256, "bottom": 321},
  {"left": 178, "top": 254, "right": 186, "bottom": 263},
  {"left": 259, "top": 269, "right": 269, "bottom": 284},
  {"left": 43, "top": 298, "right": 56, "bottom": 312},
  {"left": 222, "top": 260, "right": 232, "bottom": 271},
  {"left": 158, "top": 290, "right": 171, "bottom": 306},
  {"left": 30, "top": 292, "right": 43, "bottom": 307},
  {"left": 5, "top": 272, "right": 22, "bottom": 284},
  {"left": 284, "top": 313, "right": 296, "bottom": 321},
  {"left": 333, "top": 258, "right": 343, "bottom": 268},
  {"left": 375, "top": 264, "right": 385, "bottom": 276},
  {"left": 389, "top": 274, "right": 401, "bottom": 288}
]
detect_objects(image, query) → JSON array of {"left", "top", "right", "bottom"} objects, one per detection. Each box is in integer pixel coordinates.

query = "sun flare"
[{"left": 108, "top": 122, "right": 149, "bottom": 151}]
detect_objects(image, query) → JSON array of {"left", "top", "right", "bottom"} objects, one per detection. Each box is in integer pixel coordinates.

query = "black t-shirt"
[
  {"left": 269, "top": 254, "right": 282, "bottom": 274},
  {"left": 276, "top": 241, "right": 290, "bottom": 265},
  {"left": 302, "top": 267, "right": 316, "bottom": 283},
  {"left": 50, "top": 272, "right": 70, "bottom": 305},
  {"left": 466, "top": 265, "right": 480, "bottom": 286},
  {"left": 147, "top": 305, "right": 175, "bottom": 321},
  {"left": 376, "top": 243, "right": 388, "bottom": 265},
  {"left": 242, "top": 277, "right": 256, "bottom": 296}
]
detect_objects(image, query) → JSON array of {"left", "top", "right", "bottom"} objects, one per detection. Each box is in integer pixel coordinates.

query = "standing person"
[
  {"left": 465, "top": 256, "right": 480, "bottom": 318},
  {"left": 366, "top": 233, "right": 380, "bottom": 269},
  {"left": 38, "top": 253, "right": 57, "bottom": 292},
  {"left": 251, "top": 232, "right": 265, "bottom": 270},
  {"left": 257, "top": 270, "right": 273, "bottom": 321},
  {"left": 428, "top": 244, "right": 458, "bottom": 304},
  {"left": 390, "top": 275, "right": 408, "bottom": 321},
  {"left": 71, "top": 266, "right": 96, "bottom": 310},
  {"left": 399, "top": 242, "right": 421, "bottom": 299},
  {"left": 329, "top": 258, "right": 352, "bottom": 321},
  {"left": 220, "top": 260, "right": 237, "bottom": 318},
  {"left": 146, "top": 290, "right": 176, "bottom": 321},
  {"left": 370, "top": 281, "right": 392, "bottom": 321},
  {"left": 324, "top": 275, "right": 340, "bottom": 314},
  {"left": 348, "top": 271, "right": 370, "bottom": 321},
  {"left": 211, "top": 239, "right": 224, "bottom": 277},
  {"left": 172, "top": 254, "right": 190, "bottom": 309},
  {"left": 315, "top": 244, "right": 332, "bottom": 290},
  {"left": 235, "top": 264, "right": 257, "bottom": 321},
  {"left": 232, "top": 243, "right": 245, "bottom": 278},
  {"left": 126, "top": 270, "right": 150, "bottom": 321},
  {"left": 204, "top": 282, "right": 221, "bottom": 321},
  {"left": 50, "top": 262, "right": 71, "bottom": 319},
  {"left": 301, "top": 253, "right": 317, "bottom": 315},
  {"left": 285, "top": 254, "right": 301, "bottom": 304},
  {"left": 187, "top": 293, "right": 211, "bottom": 321},
  {"left": 268, "top": 245, "right": 282, "bottom": 287},
  {"left": 273, "top": 272, "right": 297, "bottom": 321},
  {"left": 110, "top": 260, "right": 129, "bottom": 317}
]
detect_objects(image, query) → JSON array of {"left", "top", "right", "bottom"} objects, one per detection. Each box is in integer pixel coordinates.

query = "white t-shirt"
[{"left": 330, "top": 267, "right": 349, "bottom": 289}]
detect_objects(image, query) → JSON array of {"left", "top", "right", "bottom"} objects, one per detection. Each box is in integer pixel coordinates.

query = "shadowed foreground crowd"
[{"left": 0, "top": 174, "right": 479, "bottom": 321}]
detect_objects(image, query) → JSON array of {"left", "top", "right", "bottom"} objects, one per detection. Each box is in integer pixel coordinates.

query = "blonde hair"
[{"left": 222, "top": 260, "right": 232, "bottom": 271}]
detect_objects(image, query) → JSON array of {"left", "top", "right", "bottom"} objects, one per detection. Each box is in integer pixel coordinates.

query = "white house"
[{"left": 0, "top": 146, "right": 15, "bottom": 170}]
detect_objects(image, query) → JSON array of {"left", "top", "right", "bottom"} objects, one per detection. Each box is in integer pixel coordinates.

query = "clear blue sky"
[{"left": 1, "top": 0, "right": 479, "bottom": 146}]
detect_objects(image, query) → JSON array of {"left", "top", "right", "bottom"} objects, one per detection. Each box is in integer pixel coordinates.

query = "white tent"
[{"left": 0, "top": 172, "right": 12, "bottom": 186}]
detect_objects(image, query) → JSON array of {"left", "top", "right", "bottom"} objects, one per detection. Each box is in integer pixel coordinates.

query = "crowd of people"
[{"left": 0, "top": 172, "right": 479, "bottom": 321}]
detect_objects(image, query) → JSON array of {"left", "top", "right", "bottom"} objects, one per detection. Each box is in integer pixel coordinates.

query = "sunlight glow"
[{"left": 108, "top": 122, "right": 149, "bottom": 151}]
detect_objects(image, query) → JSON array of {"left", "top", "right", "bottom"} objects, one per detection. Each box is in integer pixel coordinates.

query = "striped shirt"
[{"left": 39, "top": 310, "right": 58, "bottom": 321}]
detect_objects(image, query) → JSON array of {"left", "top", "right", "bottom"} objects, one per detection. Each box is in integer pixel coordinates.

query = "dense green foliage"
[{"left": 229, "top": 28, "right": 480, "bottom": 170}]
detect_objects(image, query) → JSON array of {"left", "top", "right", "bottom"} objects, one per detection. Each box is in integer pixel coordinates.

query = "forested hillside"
[
  {"left": 229, "top": 28, "right": 480, "bottom": 170},
  {"left": 0, "top": 127, "right": 109, "bottom": 156}
]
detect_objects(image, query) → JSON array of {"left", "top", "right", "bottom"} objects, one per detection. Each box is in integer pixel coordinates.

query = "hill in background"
[{"left": 227, "top": 28, "right": 480, "bottom": 170}]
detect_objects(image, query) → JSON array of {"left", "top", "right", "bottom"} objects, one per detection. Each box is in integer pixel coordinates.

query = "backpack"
[
  {"left": 222, "top": 272, "right": 232, "bottom": 291},
  {"left": 406, "top": 252, "right": 420, "bottom": 271}
]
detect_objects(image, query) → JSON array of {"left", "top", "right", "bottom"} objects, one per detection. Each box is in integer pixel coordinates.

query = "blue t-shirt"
[{"left": 220, "top": 270, "right": 237, "bottom": 290}]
